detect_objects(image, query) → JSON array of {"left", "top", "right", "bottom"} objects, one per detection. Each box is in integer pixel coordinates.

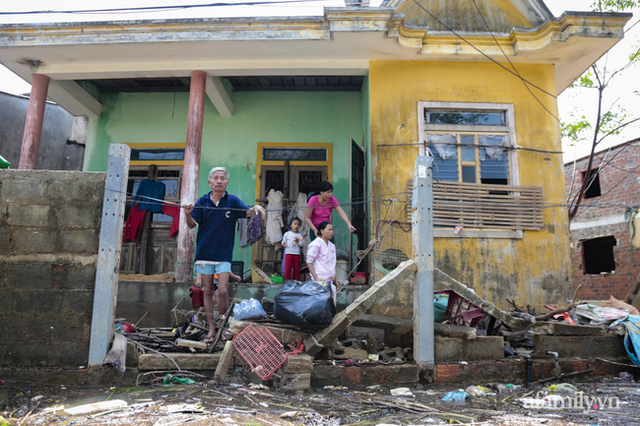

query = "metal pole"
[
  {"left": 412, "top": 155, "right": 434, "bottom": 367},
  {"left": 88, "top": 144, "right": 131, "bottom": 365}
]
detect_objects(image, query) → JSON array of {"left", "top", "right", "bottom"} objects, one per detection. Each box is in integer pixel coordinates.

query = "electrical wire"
[
  {"left": 470, "top": 0, "right": 560, "bottom": 123},
  {"left": 410, "top": 0, "right": 557, "bottom": 100},
  {"left": 0, "top": 0, "right": 338, "bottom": 16}
]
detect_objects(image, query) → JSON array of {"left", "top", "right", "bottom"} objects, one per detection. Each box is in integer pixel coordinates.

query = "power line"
[
  {"left": 410, "top": 0, "right": 557, "bottom": 100},
  {"left": 471, "top": 0, "right": 560, "bottom": 123},
  {"left": 0, "top": 0, "right": 337, "bottom": 16}
]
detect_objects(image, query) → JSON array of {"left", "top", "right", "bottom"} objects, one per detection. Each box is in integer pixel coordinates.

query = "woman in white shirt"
[{"left": 306, "top": 221, "right": 336, "bottom": 284}]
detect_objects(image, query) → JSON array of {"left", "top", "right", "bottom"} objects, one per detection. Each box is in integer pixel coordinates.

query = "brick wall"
[
  {"left": 565, "top": 139, "right": 640, "bottom": 299},
  {"left": 0, "top": 170, "right": 105, "bottom": 367}
]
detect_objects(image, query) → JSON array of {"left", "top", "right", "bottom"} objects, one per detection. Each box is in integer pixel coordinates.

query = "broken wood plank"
[
  {"left": 177, "top": 338, "right": 207, "bottom": 349},
  {"left": 434, "top": 268, "right": 530, "bottom": 329},
  {"left": 304, "top": 260, "right": 417, "bottom": 356},
  {"left": 214, "top": 340, "right": 236, "bottom": 381},
  {"left": 138, "top": 353, "right": 220, "bottom": 370}
]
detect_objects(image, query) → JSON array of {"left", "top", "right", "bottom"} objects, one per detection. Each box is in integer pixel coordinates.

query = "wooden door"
[
  {"left": 120, "top": 166, "right": 182, "bottom": 275},
  {"left": 254, "top": 164, "right": 327, "bottom": 275}
]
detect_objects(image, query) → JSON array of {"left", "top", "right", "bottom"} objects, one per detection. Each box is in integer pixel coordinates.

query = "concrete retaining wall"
[{"left": 0, "top": 170, "right": 105, "bottom": 367}]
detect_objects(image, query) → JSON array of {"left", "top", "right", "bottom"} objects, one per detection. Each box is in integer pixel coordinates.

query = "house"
[
  {"left": 0, "top": 0, "right": 632, "bottom": 314},
  {"left": 564, "top": 137, "right": 640, "bottom": 301},
  {"left": 0, "top": 90, "right": 86, "bottom": 170}
]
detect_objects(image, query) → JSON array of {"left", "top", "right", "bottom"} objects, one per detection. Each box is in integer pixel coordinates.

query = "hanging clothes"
[
  {"left": 237, "top": 218, "right": 250, "bottom": 247},
  {"left": 134, "top": 179, "right": 166, "bottom": 213},
  {"left": 248, "top": 214, "right": 262, "bottom": 244},
  {"left": 123, "top": 204, "right": 146, "bottom": 243},
  {"left": 289, "top": 192, "right": 310, "bottom": 249},
  {"left": 265, "top": 189, "right": 284, "bottom": 244},
  {"left": 162, "top": 205, "right": 181, "bottom": 238}
]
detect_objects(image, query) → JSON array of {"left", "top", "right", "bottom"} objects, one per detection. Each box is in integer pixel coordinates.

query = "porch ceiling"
[{"left": 90, "top": 75, "right": 364, "bottom": 93}]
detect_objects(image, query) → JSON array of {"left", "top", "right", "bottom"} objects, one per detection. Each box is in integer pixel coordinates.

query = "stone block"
[
  {"left": 435, "top": 323, "right": 476, "bottom": 340},
  {"left": 532, "top": 335, "right": 626, "bottom": 358},
  {"left": 283, "top": 354, "right": 314, "bottom": 373},
  {"left": 5, "top": 262, "right": 55, "bottom": 289},
  {"left": 360, "top": 364, "right": 419, "bottom": 385},
  {"left": 56, "top": 205, "right": 102, "bottom": 229},
  {"left": 279, "top": 373, "right": 311, "bottom": 391},
  {"left": 435, "top": 335, "right": 504, "bottom": 362},
  {"left": 0, "top": 177, "right": 47, "bottom": 203},
  {"left": 6, "top": 204, "right": 51, "bottom": 227},
  {"left": 12, "top": 229, "right": 57, "bottom": 254},
  {"left": 46, "top": 171, "right": 105, "bottom": 204},
  {"left": 60, "top": 229, "right": 100, "bottom": 254},
  {"left": 0, "top": 227, "right": 13, "bottom": 255}
]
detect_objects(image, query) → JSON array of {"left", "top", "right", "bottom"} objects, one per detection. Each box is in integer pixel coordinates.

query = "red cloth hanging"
[
  {"left": 162, "top": 205, "right": 181, "bottom": 238},
  {"left": 123, "top": 204, "right": 146, "bottom": 243}
]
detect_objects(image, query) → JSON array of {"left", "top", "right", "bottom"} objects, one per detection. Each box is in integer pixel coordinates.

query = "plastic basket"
[
  {"left": 233, "top": 324, "right": 288, "bottom": 380},
  {"left": 434, "top": 289, "right": 486, "bottom": 328}
]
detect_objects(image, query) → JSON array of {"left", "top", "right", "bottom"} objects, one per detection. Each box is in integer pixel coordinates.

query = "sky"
[{"left": 0, "top": 0, "right": 638, "bottom": 162}]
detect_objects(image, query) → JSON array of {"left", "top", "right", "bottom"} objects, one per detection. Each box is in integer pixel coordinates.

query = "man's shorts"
[{"left": 196, "top": 262, "right": 232, "bottom": 276}]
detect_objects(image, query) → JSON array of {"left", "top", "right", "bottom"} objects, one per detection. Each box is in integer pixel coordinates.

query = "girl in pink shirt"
[{"left": 304, "top": 181, "right": 356, "bottom": 237}]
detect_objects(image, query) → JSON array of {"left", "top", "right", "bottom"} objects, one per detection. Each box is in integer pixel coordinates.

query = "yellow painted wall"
[{"left": 369, "top": 60, "right": 571, "bottom": 316}]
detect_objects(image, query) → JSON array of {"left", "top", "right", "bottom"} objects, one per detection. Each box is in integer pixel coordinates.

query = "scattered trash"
[
  {"left": 442, "top": 391, "right": 470, "bottom": 404},
  {"left": 64, "top": 400, "right": 128, "bottom": 416},
  {"left": 619, "top": 371, "right": 634, "bottom": 381},
  {"left": 546, "top": 383, "right": 578, "bottom": 395},
  {"left": 273, "top": 280, "right": 336, "bottom": 330},
  {"left": 280, "top": 411, "right": 304, "bottom": 418},
  {"left": 162, "top": 374, "right": 196, "bottom": 384},
  {"left": 390, "top": 387, "right": 414, "bottom": 398},
  {"left": 366, "top": 385, "right": 381, "bottom": 391},
  {"left": 368, "top": 354, "right": 380, "bottom": 362},
  {"left": 465, "top": 385, "right": 487, "bottom": 397},
  {"left": 233, "top": 298, "right": 267, "bottom": 320},
  {"left": 323, "top": 386, "right": 348, "bottom": 391},
  {"left": 487, "top": 383, "right": 511, "bottom": 394}
]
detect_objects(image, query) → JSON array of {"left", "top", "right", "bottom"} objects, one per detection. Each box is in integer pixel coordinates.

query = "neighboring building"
[
  {"left": 0, "top": 0, "right": 632, "bottom": 312},
  {"left": 564, "top": 138, "right": 640, "bottom": 300},
  {"left": 0, "top": 91, "right": 86, "bottom": 170}
]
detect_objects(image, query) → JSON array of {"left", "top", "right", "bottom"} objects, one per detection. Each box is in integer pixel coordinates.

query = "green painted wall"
[{"left": 85, "top": 89, "right": 366, "bottom": 270}]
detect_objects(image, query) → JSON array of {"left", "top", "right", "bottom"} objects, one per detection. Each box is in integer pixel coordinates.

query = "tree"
[{"left": 564, "top": 0, "right": 640, "bottom": 220}]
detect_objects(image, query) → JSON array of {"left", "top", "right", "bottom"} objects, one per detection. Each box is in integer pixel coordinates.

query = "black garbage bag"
[{"left": 274, "top": 280, "right": 336, "bottom": 330}]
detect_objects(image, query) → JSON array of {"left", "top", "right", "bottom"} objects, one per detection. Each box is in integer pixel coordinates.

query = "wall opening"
[
  {"left": 582, "top": 169, "right": 601, "bottom": 199},
  {"left": 583, "top": 236, "right": 616, "bottom": 274}
]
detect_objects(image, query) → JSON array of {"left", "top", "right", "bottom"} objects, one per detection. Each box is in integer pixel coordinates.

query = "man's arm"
[
  {"left": 183, "top": 204, "right": 198, "bottom": 229},
  {"left": 247, "top": 204, "right": 266, "bottom": 219}
]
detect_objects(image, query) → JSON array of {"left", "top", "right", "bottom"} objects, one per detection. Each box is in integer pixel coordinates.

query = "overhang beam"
[
  {"left": 47, "top": 80, "right": 102, "bottom": 118},
  {"left": 205, "top": 75, "right": 233, "bottom": 117}
]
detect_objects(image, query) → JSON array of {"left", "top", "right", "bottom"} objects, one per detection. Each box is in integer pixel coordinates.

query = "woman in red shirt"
[{"left": 304, "top": 181, "right": 356, "bottom": 237}]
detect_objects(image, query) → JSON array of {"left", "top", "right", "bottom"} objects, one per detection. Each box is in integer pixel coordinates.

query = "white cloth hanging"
[
  {"left": 265, "top": 189, "right": 284, "bottom": 244},
  {"left": 289, "top": 192, "right": 311, "bottom": 249}
]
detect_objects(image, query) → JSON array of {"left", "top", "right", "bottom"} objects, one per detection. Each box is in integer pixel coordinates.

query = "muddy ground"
[{"left": 1, "top": 373, "right": 640, "bottom": 426}]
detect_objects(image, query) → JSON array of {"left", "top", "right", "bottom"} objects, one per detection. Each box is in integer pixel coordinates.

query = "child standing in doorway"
[{"left": 282, "top": 217, "right": 305, "bottom": 281}]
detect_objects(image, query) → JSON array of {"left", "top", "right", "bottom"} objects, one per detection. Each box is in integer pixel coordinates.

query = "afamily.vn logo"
[{"left": 522, "top": 392, "right": 620, "bottom": 413}]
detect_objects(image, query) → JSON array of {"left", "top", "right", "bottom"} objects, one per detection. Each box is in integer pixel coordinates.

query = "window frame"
[{"left": 418, "top": 102, "right": 522, "bottom": 239}]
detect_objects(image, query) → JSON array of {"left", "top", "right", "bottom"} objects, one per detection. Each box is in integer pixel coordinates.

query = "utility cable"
[
  {"left": 471, "top": 0, "right": 560, "bottom": 123},
  {"left": 410, "top": 0, "right": 557, "bottom": 100}
]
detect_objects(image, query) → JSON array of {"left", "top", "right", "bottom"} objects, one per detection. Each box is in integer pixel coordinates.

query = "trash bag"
[
  {"left": 233, "top": 298, "right": 267, "bottom": 320},
  {"left": 274, "top": 280, "right": 336, "bottom": 330}
]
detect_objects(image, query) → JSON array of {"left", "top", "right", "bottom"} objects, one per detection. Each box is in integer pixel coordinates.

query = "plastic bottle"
[{"left": 442, "top": 391, "right": 470, "bottom": 403}]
